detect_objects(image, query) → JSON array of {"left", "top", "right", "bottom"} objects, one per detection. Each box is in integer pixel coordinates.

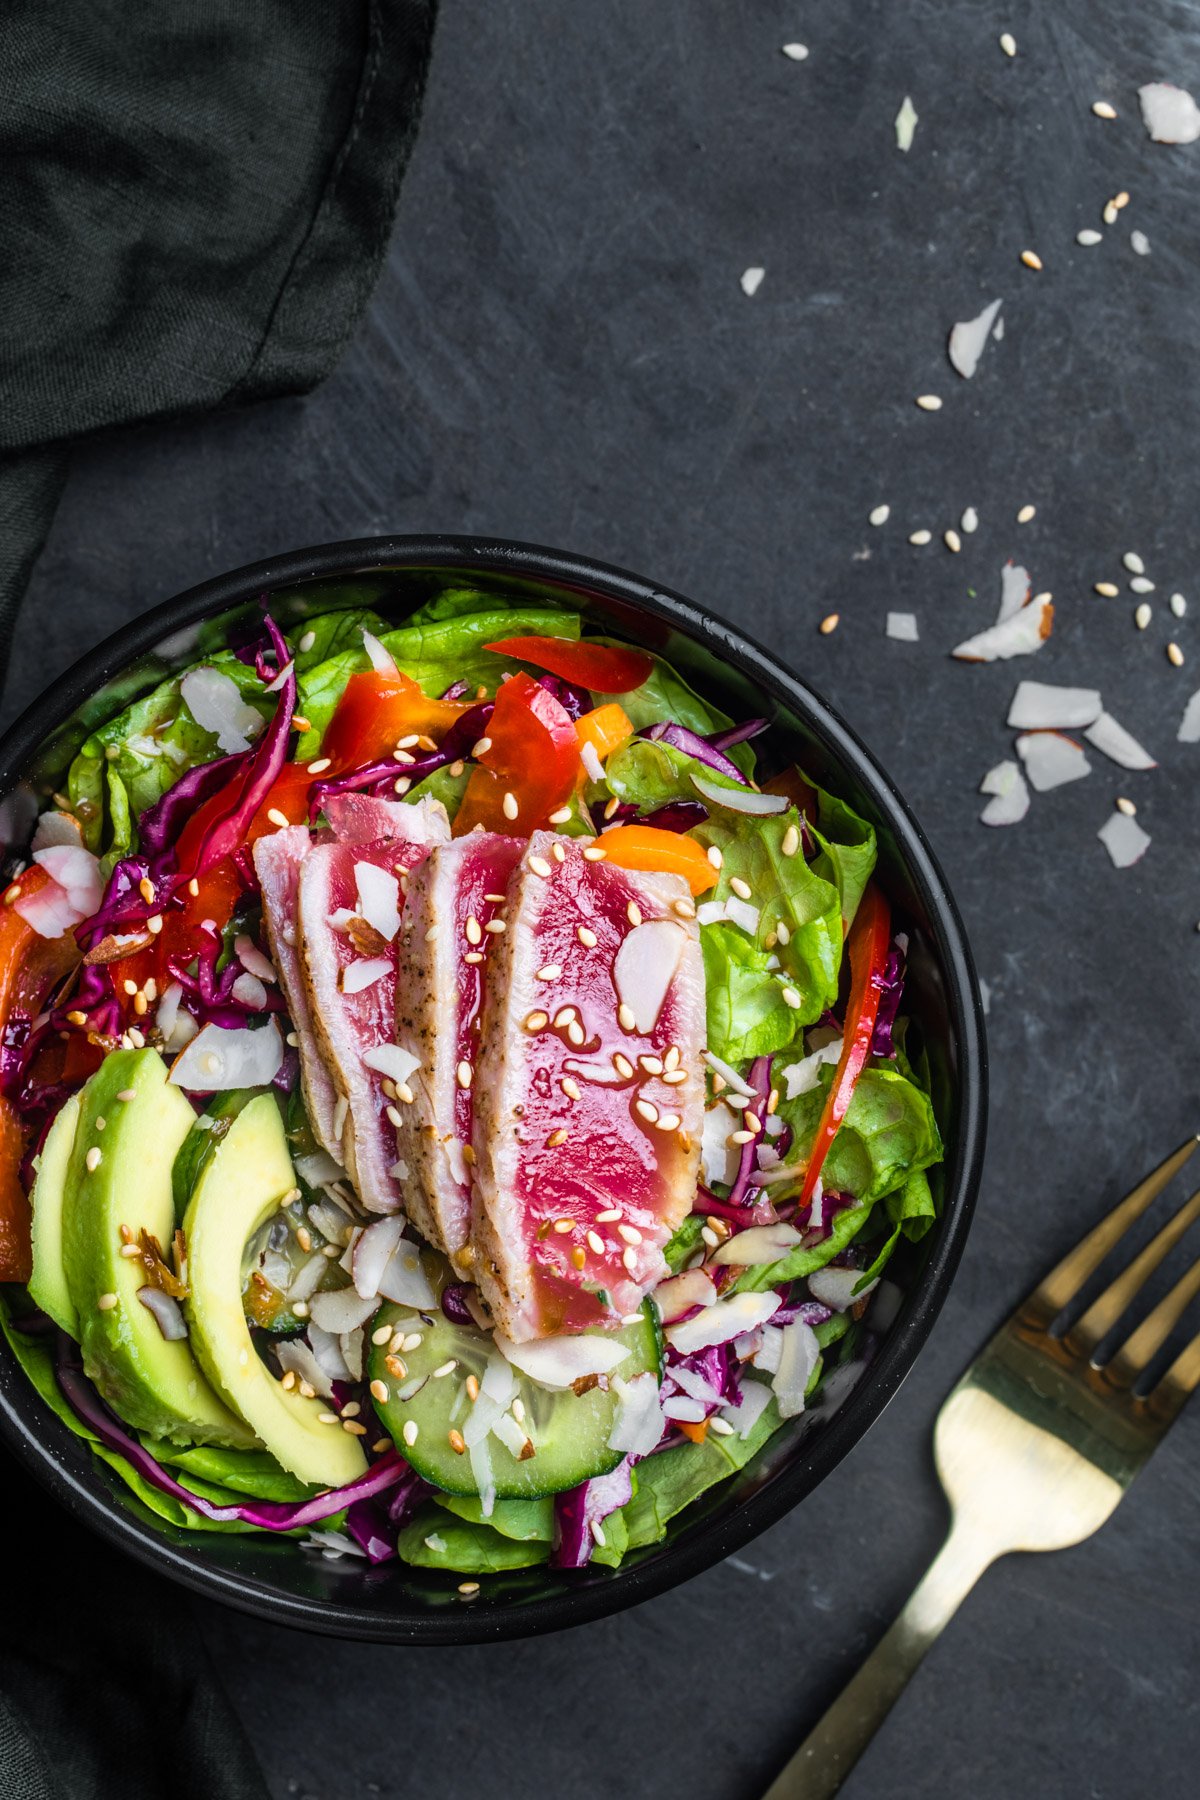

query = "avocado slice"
[
  {"left": 183, "top": 1092, "right": 368, "bottom": 1488},
  {"left": 171, "top": 1088, "right": 255, "bottom": 1224},
  {"left": 62, "top": 1048, "right": 254, "bottom": 1447},
  {"left": 29, "top": 1092, "right": 81, "bottom": 1337}
]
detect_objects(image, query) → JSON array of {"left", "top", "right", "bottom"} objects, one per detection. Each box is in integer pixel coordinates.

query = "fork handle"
[{"left": 761, "top": 1522, "right": 997, "bottom": 1800}]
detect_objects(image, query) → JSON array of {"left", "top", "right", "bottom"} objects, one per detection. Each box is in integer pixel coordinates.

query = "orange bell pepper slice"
[
  {"left": 596, "top": 824, "right": 718, "bottom": 896},
  {"left": 454, "top": 673, "right": 580, "bottom": 836},
  {"left": 576, "top": 703, "right": 633, "bottom": 767},
  {"left": 320, "top": 668, "right": 472, "bottom": 768}
]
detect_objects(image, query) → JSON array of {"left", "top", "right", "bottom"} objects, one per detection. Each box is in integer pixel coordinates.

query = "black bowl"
[{"left": 0, "top": 536, "right": 986, "bottom": 1642}]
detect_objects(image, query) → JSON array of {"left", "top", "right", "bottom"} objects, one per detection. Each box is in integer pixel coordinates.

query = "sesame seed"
[
  {"left": 465, "top": 1375, "right": 480, "bottom": 1401},
  {"left": 819, "top": 613, "right": 840, "bottom": 635},
  {"left": 372, "top": 1323, "right": 392, "bottom": 1345},
  {"left": 777, "top": 920, "right": 791, "bottom": 945},
  {"left": 621, "top": 1245, "right": 637, "bottom": 1272},
  {"left": 707, "top": 844, "right": 723, "bottom": 869},
  {"left": 548, "top": 806, "right": 572, "bottom": 824},
  {"left": 961, "top": 506, "right": 979, "bottom": 534},
  {"left": 1020, "top": 250, "right": 1043, "bottom": 270},
  {"left": 603, "top": 796, "right": 621, "bottom": 821},
  {"left": 869, "top": 504, "right": 890, "bottom": 526},
  {"left": 781, "top": 986, "right": 802, "bottom": 1009},
  {"left": 586, "top": 1230, "right": 606, "bottom": 1254},
  {"left": 386, "top": 1104, "right": 403, "bottom": 1128},
  {"left": 1114, "top": 191, "right": 1130, "bottom": 209},
  {"left": 1171, "top": 593, "right": 1187, "bottom": 618},
  {"left": 1094, "top": 582, "right": 1119, "bottom": 598},
  {"left": 385, "top": 1354, "right": 407, "bottom": 1379},
  {"left": 395, "top": 1082, "right": 414, "bottom": 1105},
  {"left": 1016, "top": 504, "right": 1037, "bottom": 524},
  {"left": 296, "top": 1225, "right": 312, "bottom": 1253},
  {"left": 662, "top": 1068, "right": 688, "bottom": 1085},
  {"left": 401, "top": 1333, "right": 423, "bottom": 1352},
  {"left": 528, "top": 855, "right": 552, "bottom": 878},
  {"left": 97, "top": 1292, "right": 118, "bottom": 1311},
  {"left": 433, "top": 1360, "right": 458, "bottom": 1379},
  {"left": 465, "top": 915, "right": 482, "bottom": 944},
  {"left": 730, "top": 876, "right": 752, "bottom": 901},
  {"left": 525, "top": 1009, "right": 549, "bottom": 1031},
  {"left": 577, "top": 925, "right": 597, "bottom": 947},
  {"left": 673, "top": 897, "right": 697, "bottom": 920},
  {"left": 188, "top": 878, "right": 200, "bottom": 898},
  {"left": 566, "top": 1021, "right": 585, "bottom": 1045},
  {"left": 596, "top": 1208, "right": 621, "bottom": 1223},
  {"left": 85, "top": 1147, "right": 102, "bottom": 1172},
  {"left": 119, "top": 1242, "right": 140, "bottom": 1258},
  {"left": 908, "top": 529, "right": 932, "bottom": 546},
  {"left": 292, "top": 1301, "right": 309, "bottom": 1318},
  {"left": 458, "top": 1581, "right": 480, "bottom": 1597},
  {"left": 613, "top": 1053, "right": 634, "bottom": 1078},
  {"left": 123, "top": 979, "right": 138, "bottom": 996},
  {"left": 742, "top": 1111, "right": 762, "bottom": 1136},
  {"left": 1168, "top": 642, "right": 1185, "bottom": 667},
  {"left": 571, "top": 1246, "right": 586, "bottom": 1269},
  {"left": 1092, "top": 100, "right": 1117, "bottom": 119},
  {"left": 536, "top": 963, "right": 562, "bottom": 981},
  {"left": 464, "top": 950, "right": 484, "bottom": 964},
  {"left": 1134, "top": 603, "right": 1152, "bottom": 630},
  {"left": 915, "top": 394, "right": 943, "bottom": 411},
  {"left": 403, "top": 1420, "right": 419, "bottom": 1446},
  {"left": 146, "top": 915, "right": 162, "bottom": 936},
  {"left": 781, "top": 824, "right": 800, "bottom": 857},
  {"left": 502, "top": 791, "right": 519, "bottom": 820},
  {"left": 730, "top": 1128, "right": 754, "bottom": 1146},
  {"left": 561, "top": 1077, "right": 581, "bottom": 1101},
  {"left": 281, "top": 1369, "right": 297, "bottom": 1391},
  {"left": 553, "top": 1217, "right": 574, "bottom": 1234},
  {"left": 1123, "top": 552, "right": 1145, "bottom": 574},
  {"left": 701, "top": 1225, "right": 720, "bottom": 1249},
  {"left": 1116, "top": 797, "right": 1137, "bottom": 817},
  {"left": 618, "top": 1223, "right": 643, "bottom": 1245},
  {"left": 638, "top": 1055, "right": 664, "bottom": 1075},
  {"left": 448, "top": 1426, "right": 468, "bottom": 1455},
  {"left": 116, "top": 1089, "right": 136, "bottom": 1103},
  {"left": 267, "top": 807, "right": 290, "bottom": 829},
  {"left": 343, "top": 1419, "right": 368, "bottom": 1436},
  {"left": 471, "top": 737, "right": 493, "bottom": 758},
  {"left": 449, "top": 760, "right": 465, "bottom": 777},
  {"left": 2, "top": 887, "right": 18, "bottom": 907},
  {"left": 393, "top": 749, "right": 415, "bottom": 766},
  {"left": 999, "top": 31, "right": 1016, "bottom": 55},
  {"left": 132, "top": 992, "right": 148, "bottom": 1017},
  {"left": 626, "top": 900, "right": 643, "bottom": 927},
  {"left": 317, "top": 1410, "right": 338, "bottom": 1425},
  {"left": 710, "top": 1417, "right": 735, "bottom": 1437},
  {"left": 664, "top": 1045, "right": 680, "bottom": 1070},
  {"left": 635, "top": 1099, "right": 659, "bottom": 1124},
  {"left": 582, "top": 845, "right": 607, "bottom": 861},
  {"left": 552, "top": 841, "right": 566, "bottom": 863},
  {"left": 138, "top": 876, "right": 154, "bottom": 904},
  {"left": 618, "top": 1003, "right": 637, "bottom": 1032},
  {"left": 457, "top": 1060, "right": 473, "bottom": 1090},
  {"left": 1103, "top": 202, "right": 1118, "bottom": 225},
  {"left": 546, "top": 1128, "right": 569, "bottom": 1148},
  {"left": 944, "top": 529, "right": 962, "bottom": 554}
]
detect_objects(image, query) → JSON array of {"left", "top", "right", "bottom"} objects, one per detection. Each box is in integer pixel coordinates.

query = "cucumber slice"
[{"left": 369, "top": 1276, "right": 661, "bottom": 1501}]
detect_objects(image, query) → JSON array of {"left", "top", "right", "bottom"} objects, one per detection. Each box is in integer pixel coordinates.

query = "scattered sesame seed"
[
  {"left": 546, "top": 1128, "right": 569, "bottom": 1148},
  {"left": 318, "top": 1410, "right": 338, "bottom": 1425},
  {"left": 1092, "top": 100, "right": 1117, "bottom": 119},
  {"left": 386, "top": 1104, "right": 403, "bottom": 1128},
  {"left": 119, "top": 1242, "right": 141, "bottom": 1258},
  {"left": 465, "top": 1375, "right": 480, "bottom": 1401},
  {"left": 909, "top": 529, "right": 932, "bottom": 546},
  {"left": 1076, "top": 229, "right": 1103, "bottom": 247},
  {"left": 1103, "top": 202, "right": 1118, "bottom": 225},
  {"left": 577, "top": 925, "right": 597, "bottom": 947},
  {"left": 664, "top": 1045, "right": 680, "bottom": 1070},
  {"left": 1171, "top": 593, "right": 1187, "bottom": 618},
  {"left": 1168, "top": 642, "right": 1185, "bottom": 667},
  {"left": 782, "top": 823, "right": 800, "bottom": 857},
  {"left": 97, "top": 1292, "right": 118, "bottom": 1311},
  {"left": 781, "top": 985, "right": 802, "bottom": 1009},
  {"left": 528, "top": 855, "right": 552, "bottom": 878},
  {"left": 393, "top": 778, "right": 412, "bottom": 797},
  {"left": 403, "top": 1420, "right": 419, "bottom": 1447},
  {"left": 596, "top": 1208, "right": 621, "bottom": 1223},
  {"left": 401, "top": 1333, "right": 423, "bottom": 1352},
  {"left": 781, "top": 42, "right": 808, "bottom": 61},
  {"left": 635, "top": 1099, "right": 659, "bottom": 1124},
  {"left": 621, "top": 1245, "right": 637, "bottom": 1272},
  {"left": 188, "top": 878, "right": 200, "bottom": 898},
  {"left": 701, "top": 1225, "right": 720, "bottom": 1249},
  {"left": 1115, "top": 797, "right": 1137, "bottom": 816},
  {"left": 456, "top": 1060, "right": 473, "bottom": 1090},
  {"left": 618, "top": 1223, "right": 643, "bottom": 1245},
  {"left": 449, "top": 760, "right": 465, "bottom": 777},
  {"left": 85, "top": 1146, "right": 102, "bottom": 1173},
  {"left": 395, "top": 1081, "right": 414, "bottom": 1105},
  {"left": 707, "top": 844, "right": 723, "bottom": 869},
  {"left": 566, "top": 1020, "right": 585, "bottom": 1046},
  {"left": 553, "top": 1217, "right": 574, "bottom": 1234},
  {"left": 626, "top": 900, "right": 643, "bottom": 928},
  {"left": 502, "top": 791, "right": 519, "bottom": 820},
  {"left": 1134, "top": 603, "right": 1152, "bottom": 630},
  {"left": 730, "top": 1128, "right": 754, "bottom": 1146},
  {"left": 465, "top": 915, "right": 482, "bottom": 945},
  {"left": 740, "top": 266, "right": 765, "bottom": 297},
  {"left": 618, "top": 1003, "right": 637, "bottom": 1032},
  {"left": 914, "top": 395, "right": 943, "bottom": 411},
  {"left": 267, "top": 807, "right": 290, "bottom": 829},
  {"left": 1114, "top": 191, "right": 1130, "bottom": 210},
  {"left": 146, "top": 915, "right": 163, "bottom": 936},
  {"left": 777, "top": 920, "right": 791, "bottom": 945},
  {"left": 292, "top": 1300, "right": 309, "bottom": 1318},
  {"left": 869, "top": 504, "right": 890, "bottom": 526},
  {"left": 1094, "top": 582, "right": 1119, "bottom": 597},
  {"left": 138, "top": 876, "right": 154, "bottom": 904},
  {"left": 587, "top": 1229, "right": 606, "bottom": 1254},
  {"left": 116, "top": 1089, "right": 136, "bottom": 1103},
  {"left": 561, "top": 1077, "right": 581, "bottom": 1100},
  {"left": 471, "top": 737, "right": 493, "bottom": 758},
  {"left": 296, "top": 1225, "right": 312, "bottom": 1253},
  {"left": 548, "top": 806, "right": 572, "bottom": 824},
  {"left": 343, "top": 1419, "right": 368, "bottom": 1436},
  {"left": 433, "top": 1360, "right": 458, "bottom": 1379},
  {"left": 961, "top": 506, "right": 979, "bottom": 534},
  {"left": 281, "top": 1369, "right": 297, "bottom": 1391},
  {"left": 536, "top": 963, "right": 562, "bottom": 981},
  {"left": 999, "top": 31, "right": 1016, "bottom": 56},
  {"left": 603, "top": 796, "right": 621, "bottom": 821},
  {"left": 1123, "top": 552, "right": 1145, "bottom": 574},
  {"left": 944, "top": 529, "right": 962, "bottom": 554},
  {"left": 639, "top": 1054, "right": 664, "bottom": 1075},
  {"left": 582, "top": 845, "right": 607, "bottom": 861},
  {"left": 710, "top": 1417, "right": 735, "bottom": 1437},
  {"left": 372, "top": 1323, "right": 392, "bottom": 1345},
  {"left": 132, "top": 992, "right": 148, "bottom": 1017},
  {"left": 1020, "top": 250, "right": 1043, "bottom": 270},
  {"left": 1130, "top": 577, "right": 1155, "bottom": 594},
  {"left": 552, "top": 841, "right": 566, "bottom": 863},
  {"left": 298, "top": 629, "right": 316, "bottom": 653},
  {"left": 613, "top": 1053, "right": 634, "bottom": 1078},
  {"left": 1016, "top": 504, "right": 1037, "bottom": 524},
  {"left": 464, "top": 951, "right": 483, "bottom": 965},
  {"left": 661, "top": 1068, "right": 688, "bottom": 1085},
  {"left": 553, "top": 1006, "right": 576, "bottom": 1028},
  {"left": 673, "top": 897, "right": 697, "bottom": 919},
  {"left": 524, "top": 1009, "right": 549, "bottom": 1031},
  {"left": 458, "top": 1581, "right": 480, "bottom": 1597},
  {"left": 729, "top": 876, "right": 752, "bottom": 901}
]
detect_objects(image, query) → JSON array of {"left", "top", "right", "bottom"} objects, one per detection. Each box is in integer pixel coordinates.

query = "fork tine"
[
  {"left": 1104, "top": 1248, "right": 1200, "bottom": 1388},
  {"left": 1025, "top": 1136, "right": 1199, "bottom": 1328},
  {"left": 1065, "top": 1184, "right": 1200, "bottom": 1362},
  {"left": 1143, "top": 1327, "right": 1200, "bottom": 1428}
]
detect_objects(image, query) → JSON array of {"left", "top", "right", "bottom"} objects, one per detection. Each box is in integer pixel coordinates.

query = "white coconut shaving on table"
[
  {"left": 886, "top": 612, "right": 919, "bottom": 642},
  {"left": 952, "top": 593, "right": 1052, "bottom": 662},
  {"left": 1008, "top": 681, "right": 1102, "bottom": 730},
  {"left": 1098, "top": 811, "right": 1151, "bottom": 868},
  {"left": 993, "top": 314, "right": 1005, "bottom": 341},
  {"left": 1138, "top": 82, "right": 1200, "bottom": 144},
  {"left": 997, "top": 561, "right": 1031, "bottom": 622},
  {"left": 895, "top": 95, "right": 918, "bottom": 152},
  {"left": 781, "top": 43, "right": 808, "bottom": 61},
  {"left": 1084, "top": 713, "right": 1157, "bottom": 770},
  {"left": 948, "top": 298, "right": 1003, "bottom": 379},
  {"left": 740, "top": 267, "right": 765, "bottom": 297},
  {"left": 979, "top": 760, "right": 1030, "bottom": 826},
  {"left": 1177, "top": 689, "right": 1200, "bottom": 743},
  {"left": 1015, "top": 731, "right": 1091, "bottom": 792}
]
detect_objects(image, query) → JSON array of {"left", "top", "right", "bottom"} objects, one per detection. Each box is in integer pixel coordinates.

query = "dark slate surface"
[{"left": 5, "top": 2, "right": 1199, "bottom": 1793}]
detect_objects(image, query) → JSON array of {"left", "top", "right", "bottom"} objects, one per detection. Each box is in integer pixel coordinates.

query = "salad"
[{"left": 0, "top": 592, "right": 943, "bottom": 1579}]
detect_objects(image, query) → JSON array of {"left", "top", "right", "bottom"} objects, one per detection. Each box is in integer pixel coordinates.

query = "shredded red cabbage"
[
  {"left": 726, "top": 1055, "right": 773, "bottom": 1210},
  {"left": 870, "top": 943, "right": 906, "bottom": 1058},
  {"left": 183, "top": 616, "right": 296, "bottom": 876},
  {"left": 440, "top": 1283, "right": 476, "bottom": 1325},
  {"left": 536, "top": 672, "right": 592, "bottom": 720},
  {"left": 665, "top": 1340, "right": 743, "bottom": 1408},
  {"left": 137, "top": 755, "right": 243, "bottom": 858},
  {"left": 550, "top": 1458, "right": 633, "bottom": 1569},
  {"left": 643, "top": 721, "right": 748, "bottom": 786},
  {"left": 772, "top": 1296, "right": 832, "bottom": 1327},
  {"left": 694, "top": 1185, "right": 779, "bottom": 1227},
  {"left": 707, "top": 718, "right": 769, "bottom": 753},
  {"left": 307, "top": 699, "right": 495, "bottom": 819}
]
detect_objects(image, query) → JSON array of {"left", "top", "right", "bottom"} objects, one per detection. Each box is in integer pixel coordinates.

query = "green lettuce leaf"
[
  {"left": 619, "top": 1392, "right": 783, "bottom": 1550},
  {"left": 436, "top": 1493, "right": 554, "bottom": 1541},
  {"left": 779, "top": 1065, "right": 943, "bottom": 1209},
  {"left": 726, "top": 1199, "right": 874, "bottom": 1295},
  {"left": 701, "top": 924, "right": 803, "bottom": 1063},
  {"left": 396, "top": 1509, "right": 547, "bottom": 1572}
]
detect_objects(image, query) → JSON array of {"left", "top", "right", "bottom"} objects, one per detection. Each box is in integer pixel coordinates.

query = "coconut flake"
[
  {"left": 696, "top": 900, "right": 726, "bottom": 927},
  {"left": 886, "top": 612, "right": 919, "bottom": 642},
  {"left": 1098, "top": 811, "right": 1151, "bottom": 868},
  {"left": 724, "top": 896, "right": 762, "bottom": 936},
  {"left": 1131, "top": 229, "right": 1151, "bottom": 257},
  {"left": 169, "top": 1019, "right": 284, "bottom": 1091},
  {"left": 664, "top": 1291, "right": 781, "bottom": 1355},
  {"left": 690, "top": 771, "right": 788, "bottom": 815},
  {"left": 668, "top": 1362, "right": 725, "bottom": 1409},
  {"left": 1138, "top": 81, "right": 1200, "bottom": 144},
  {"left": 608, "top": 1371, "right": 666, "bottom": 1456},
  {"left": 997, "top": 561, "right": 1032, "bottom": 623},
  {"left": 230, "top": 971, "right": 269, "bottom": 1010},
  {"left": 155, "top": 981, "right": 198, "bottom": 1053},
  {"left": 1015, "top": 731, "right": 1091, "bottom": 792},
  {"left": 376, "top": 1237, "right": 437, "bottom": 1309},
  {"left": 180, "top": 668, "right": 264, "bottom": 754},
  {"left": 136, "top": 1286, "right": 188, "bottom": 1341},
  {"left": 353, "top": 862, "right": 402, "bottom": 943},
  {"left": 808, "top": 1266, "right": 878, "bottom": 1311},
  {"left": 740, "top": 267, "right": 765, "bottom": 297},
  {"left": 361, "top": 630, "right": 398, "bottom": 675},
  {"left": 275, "top": 1338, "right": 335, "bottom": 1399},
  {"left": 286, "top": 1249, "right": 330, "bottom": 1305},
  {"left": 294, "top": 1149, "right": 348, "bottom": 1189},
  {"left": 32, "top": 844, "right": 103, "bottom": 915},
  {"left": 234, "top": 934, "right": 276, "bottom": 982},
  {"left": 721, "top": 1379, "right": 773, "bottom": 1439},
  {"left": 1007, "top": 680, "right": 1103, "bottom": 730},
  {"left": 30, "top": 811, "right": 83, "bottom": 853},
  {"left": 979, "top": 760, "right": 1030, "bottom": 827},
  {"left": 579, "top": 740, "right": 606, "bottom": 786},
  {"left": 948, "top": 298, "right": 1003, "bottom": 379},
  {"left": 12, "top": 880, "right": 87, "bottom": 939},
  {"left": 340, "top": 956, "right": 391, "bottom": 995},
  {"left": 772, "top": 1319, "right": 821, "bottom": 1418},
  {"left": 351, "top": 1216, "right": 405, "bottom": 1299},
  {"left": 895, "top": 95, "right": 918, "bottom": 151},
  {"left": 613, "top": 919, "right": 687, "bottom": 1034},
  {"left": 1084, "top": 713, "right": 1157, "bottom": 770},
  {"left": 953, "top": 594, "right": 1053, "bottom": 661},
  {"left": 780, "top": 1038, "right": 843, "bottom": 1099},
  {"left": 306, "top": 1287, "right": 378, "bottom": 1334},
  {"left": 662, "top": 1394, "right": 706, "bottom": 1424},
  {"left": 495, "top": 1330, "right": 631, "bottom": 1390},
  {"left": 701, "top": 1103, "right": 741, "bottom": 1186},
  {"left": 339, "top": 1326, "right": 365, "bottom": 1382},
  {"left": 1177, "top": 688, "right": 1200, "bottom": 743},
  {"left": 361, "top": 1043, "right": 421, "bottom": 1086},
  {"left": 711, "top": 1222, "right": 803, "bottom": 1266}
]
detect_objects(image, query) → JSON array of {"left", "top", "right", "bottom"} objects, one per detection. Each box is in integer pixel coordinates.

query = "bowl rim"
[{"left": 0, "top": 533, "right": 987, "bottom": 1642}]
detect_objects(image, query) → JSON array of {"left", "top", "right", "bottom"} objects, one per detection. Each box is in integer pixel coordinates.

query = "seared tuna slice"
[
  {"left": 296, "top": 797, "right": 449, "bottom": 1212},
  {"left": 322, "top": 792, "right": 424, "bottom": 844},
  {"left": 253, "top": 826, "right": 341, "bottom": 1159},
  {"left": 393, "top": 832, "right": 524, "bottom": 1271},
  {"left": 471, "top": 831, "right": 705, "bottom": 1340}
]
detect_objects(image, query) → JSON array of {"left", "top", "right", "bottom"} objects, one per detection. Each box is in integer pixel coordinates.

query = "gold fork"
[{"left": 762, "top": 1135, "right": 1200, "bottom": 1800}]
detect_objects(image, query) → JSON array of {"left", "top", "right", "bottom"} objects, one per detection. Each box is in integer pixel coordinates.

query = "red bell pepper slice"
[
  {"left": 797, "top": 882, "right": 892, "bottom": 1209},
  {"left": 453, "top": 672, "right": 580, "bottom": 835},
  {"left": 484, "top": 635, "right": 654, "bottom": 695},
  {"left": 320, "top": 669, "right": 472, "bottom": 769}
]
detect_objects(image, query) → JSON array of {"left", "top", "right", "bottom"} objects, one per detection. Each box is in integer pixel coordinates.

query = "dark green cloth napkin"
[
  {"left": 0, "top": 0, "right": 437, "bottom": 698},
  {"left": 0, "top": 3, "right": 435, "bottom": 1792}
]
